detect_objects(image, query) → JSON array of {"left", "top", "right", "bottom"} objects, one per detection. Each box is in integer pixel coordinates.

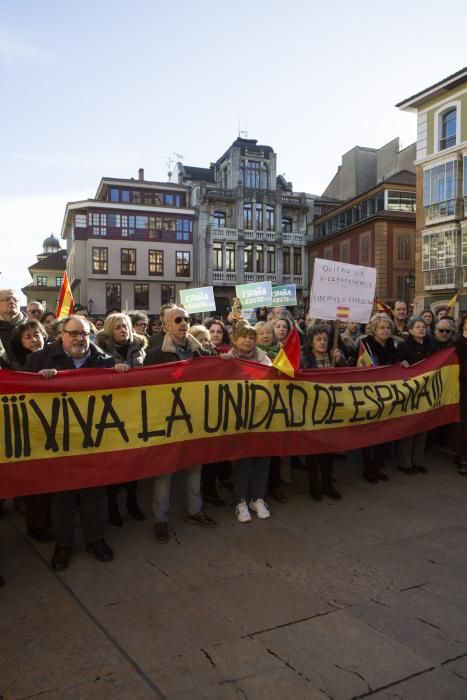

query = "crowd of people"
[{"left": 0, "top": 289, "right": 465, "bottom": 587}]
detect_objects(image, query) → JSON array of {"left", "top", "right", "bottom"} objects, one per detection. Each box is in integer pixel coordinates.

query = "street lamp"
[{"left": 405, "top": 273, "right": 415, "bottom": 307}]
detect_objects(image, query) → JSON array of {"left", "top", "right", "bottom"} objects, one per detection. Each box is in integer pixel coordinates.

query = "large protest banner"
[{"left": 0, "top": 349, "right": 459, "bottom": 498}]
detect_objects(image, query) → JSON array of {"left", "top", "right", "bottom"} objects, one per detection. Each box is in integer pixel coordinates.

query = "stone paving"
[{"left": 1, "top": 448, "right": 467, "bottom": 699}]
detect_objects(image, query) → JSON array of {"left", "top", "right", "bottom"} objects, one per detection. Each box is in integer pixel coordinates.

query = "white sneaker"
[
  {"left": 236, "top": 500, "right": 252, "bottom": 523},
  {"left": 249, "top": 498, "right": 271, "bottom": 519}
]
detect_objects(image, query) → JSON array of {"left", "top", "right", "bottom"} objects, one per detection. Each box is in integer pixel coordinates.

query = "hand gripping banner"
[{"left": 0, "top": 349, "right": 459, "bottom": 498}]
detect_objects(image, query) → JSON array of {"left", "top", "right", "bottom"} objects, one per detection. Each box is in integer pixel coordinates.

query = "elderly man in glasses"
[
  {"left": 0, "top": 289, "right": 27, "bottom": 363},
  {"left": 25, "top": 315, "right": 130, "bottom": 572},
  {"left": 144, "top": 306, "right": 217, "bottom": 542},
  {"left": 26, "top": 300, "right": 45, "bottom": 320},
  {"left": 432, "top": 317, "right": 456, "bottom": 352}
]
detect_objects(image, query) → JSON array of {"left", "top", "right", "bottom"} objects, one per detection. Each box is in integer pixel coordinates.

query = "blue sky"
[{"left": 1, "top": 0, "right": 466, "bottom": 299}]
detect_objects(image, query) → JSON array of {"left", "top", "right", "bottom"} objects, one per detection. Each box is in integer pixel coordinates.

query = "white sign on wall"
[{"left": 309, "top": 259, "right": 376, "bottom": 323}]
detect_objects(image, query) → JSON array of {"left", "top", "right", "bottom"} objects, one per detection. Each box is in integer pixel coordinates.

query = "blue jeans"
[
  {"left": 232, "top": 457, "right": 270, "bottom": 503},
  {"left": 152, "top": 466, "right": 202, "bottom": 522}
]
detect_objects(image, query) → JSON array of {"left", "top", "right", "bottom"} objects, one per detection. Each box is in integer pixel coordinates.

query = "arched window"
[
  {"left": 212, "top": 211, "right": 226, "bottom": 228},
  {"left": 266, "top": 205, "right": 275, "bottom": 231},
  {"left": 243, "top": 203, "right": 252, "bottom": 228},
  {"left": 440, "top": 108, "right": 457, "bottom": 150},
  {"left": 261, "top": 164, "right": 268, "bottom": 190}
]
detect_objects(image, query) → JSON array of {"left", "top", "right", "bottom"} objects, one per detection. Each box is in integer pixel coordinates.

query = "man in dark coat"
[
  {"left": 144, "top": 306, "right": 216, "bottom": 543},
  {"left": 0, "top": 289, "right": 27, "bottom": 363},
  {"left": 25, "top": 315, "right": 130, "bottom": 571}
]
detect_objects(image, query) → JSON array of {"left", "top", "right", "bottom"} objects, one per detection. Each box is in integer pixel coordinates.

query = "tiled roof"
[
  {"left": 383, "top": 170, "right": 416, "bottom": 186},
  {"left": 28, "top": 250, "right": 67, "bottom": 271}
]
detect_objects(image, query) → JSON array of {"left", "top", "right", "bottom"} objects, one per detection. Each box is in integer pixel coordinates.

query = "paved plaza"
[{"left": 1, "top": 448, "right": 467, "bottom": 699}]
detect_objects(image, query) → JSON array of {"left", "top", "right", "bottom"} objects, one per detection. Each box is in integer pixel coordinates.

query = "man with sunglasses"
[
  {"left": 144, "top": 306, "right": 217, "bottom": 542},
  {"left": 0, "top": 288, "right": 27, "bottom": 363},
  {"left": 25, "top": 315, "right": 130, "bottom": 572},
  {"left": 432, "top": 317, "right": 455, "bottom": 351}
]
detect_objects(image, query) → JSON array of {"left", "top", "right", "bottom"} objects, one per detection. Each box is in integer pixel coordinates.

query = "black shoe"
[
  {"left": 322, "top": 485, "right": 342, "bottom": 500},
  {"left": 51, "top": 543, "right": 72, "bottom": 572},
  {"left": 203, "top": 491, "right": 226, "bottom": 507},
  {"left": 397, "top": 466, "right": 417, "bottom": 475},
  {"left": 154, "top": 521, "right": 170, "bottom": 543},
  {"left": 374, "top": 467, "right": 389, "bottom": 482},
  {"left": 127, "top": 504, "right": 145, "bottom": 520},
  {"left": 363, "top": 467, "right": 378, "bottom": 484},
  {"left": 413, "top": 465, "right": 428, "bottom": 474},
  {"left": 86, "top": 539, "right": 114, "bottom": 563},
  {"left": 27, "top": 527, "right": 54, "bottom": 543}
]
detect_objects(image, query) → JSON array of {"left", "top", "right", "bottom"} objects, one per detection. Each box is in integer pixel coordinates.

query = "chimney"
[{"left": 138, "top": 168, "right": 144, "bottom": 181}]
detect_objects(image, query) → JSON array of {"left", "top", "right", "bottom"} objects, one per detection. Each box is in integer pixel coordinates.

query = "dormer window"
[
  {"left": 239, "top": 159, "right": 269, "bottom": 190},
  {"left": 440, "top": 108, "right": 457, "bottom": 150}
]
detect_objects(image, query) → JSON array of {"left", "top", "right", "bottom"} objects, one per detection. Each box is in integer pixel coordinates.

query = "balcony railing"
[
  {"left": 244, "top": 229, "right": 276, "bottom": 240},
  {"left": 282, "top": 195, "right": 304, "bottom": 207},
  {"left": 282, "top": 232, "right": 305, "bottom": 244},
  {"left": 211, "top": 227, "right": 238, "bottom": 240},
  {"left": 205, "top": 188, "right": 236, "bottom": 199},
  {"left": 212, "top": 271, "right": 237, "bottom": 284}
]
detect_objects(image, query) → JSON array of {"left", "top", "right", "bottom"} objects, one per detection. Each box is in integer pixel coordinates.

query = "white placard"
[{"left": 309, "top": 259, "right": 376, "bottom": 323}]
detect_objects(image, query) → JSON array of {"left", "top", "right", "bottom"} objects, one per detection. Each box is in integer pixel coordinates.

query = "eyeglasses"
[
  {"left": 63, "top": 330, "right": 90, "bottom": 338},
  {"left": 174, "top": 316, "right": 190, "bottom": 324},
  {"left": 28, "top": 309, "right": 42, "bottom": 315},
  {"left": 437, "top": 328, "right": 451, "bottom": 334}
]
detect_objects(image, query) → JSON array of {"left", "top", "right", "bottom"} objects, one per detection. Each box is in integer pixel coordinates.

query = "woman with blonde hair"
[{"left": 96, "top": 313, "right": 147, "bottom": 525}]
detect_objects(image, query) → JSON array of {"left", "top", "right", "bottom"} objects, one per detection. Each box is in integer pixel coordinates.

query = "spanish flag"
[
  {"left": 447, "top": 289, "right": 461, "bottom": 313},
  {"left": 375, "top": 299, "right": 392, "bottom": 315},
  {"left": 56, "top": 271, "right": 74, "bottom": 319},
  {"left": 356, "top": 340, "right": 376, "bottom": 368},
  {"left": 272, "top": 325, "right": 301, "bottom": 378}
]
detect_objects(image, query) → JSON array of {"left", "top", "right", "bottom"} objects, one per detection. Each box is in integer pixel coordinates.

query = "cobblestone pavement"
[{"left": 1, "top": 448, "right": 467, "bottom": 699}]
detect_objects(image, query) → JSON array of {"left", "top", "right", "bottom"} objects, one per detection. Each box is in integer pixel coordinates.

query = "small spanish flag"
[
  {"left": 375, "top": 299, "right": 392, "bottom": 315},
  {"left": 56, "top": 271, "right": 74, "bottom": 319},
  {"left": 447, "top": 288, "right": 461, "bottom": 314},
  {"left": 336, "top": 305, "right": 350, "bottom": 319},
  {"left": 272, "top": 325, "right": 301, "bottom": 378},
  {"left": 356, "top": 340, "right": 376, "bottom": 368}
]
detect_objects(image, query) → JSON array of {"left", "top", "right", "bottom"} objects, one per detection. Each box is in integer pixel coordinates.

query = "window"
[
  {"left": 340, "top": 241, "right": 350, "bottom": 263},
  {"left": 423, "top": 161, "right": 457, "bottom": 218},
  {"left": 261, "top": 164, "right": 268, "bottom": 190},
  {"left": 121, "top": 215, "right": 135, "bottom": 237},
  {"left": 440, "top": 108, "right": 457, "bottom": 150},
  {"left": 282, "top": 217, "right": 292, "bottom": 233},
  {"left": 323, "top": 245, "right": 333, "bottom": 260},
  {"left": 387, "top": 191, "right": 416, "bottom": 212},
  {"left": 246, "top": 161, "right": 260, "bottom": 189},
  {"left": 134, "top": 284, "right": 149, "bottom": 310},
  {"left": 244, "top": 244, "right": 253, "bottom": 272},
  {"left": 107, "top": 213, "right": 121, "bottom": 228},
  {"left": 255, "top": 204, "right": 263, "bottom": 230},
  {"left": 37, "top": 276, "right": 47, "bottom": 286},
  {"left": 267, "top": 245, "right": 275, "bottom": 274},
  {"left": 293, "top": 248, "right": 301, "bottom": 275},
  {"left": 213, "top": 243, "right": 223, "bottom": 271},
  {"left": 165, "top": 193, "right": 174, "bottom": 206},
  {"left": 144, "top": 192, "right": 153, "bottom": 206},
  {"left": 212, "top": 211, "right": 226, "bottom": 228},
  {"left": 176, "top": 219, "right": 192, "bottom": 241},
  {"left": 109, "top": 188, "right": 130, "bottom": 203},
  {"left": 360, "top": 233, "right": 370, "bottom": 264},
  {"left": 55, "top": 276, "right": 63, "bottom": 288},
  {"left": 90, "top": 212, "right": 106, "bottom": 236},
  {"left": 176, "top": 251, "right": 191, "bottom": 276},
  {"left": 92, "top": 247, "right": 108, "bottom": 274},
  {"left": 283, "top": 247, "right": 290, "bottom": 275},
  {"left": 266, "top": 205, "right": 275, "bottom": 231},
  {"left": 121, "top": 248, "right": 136, "bottom": 275},
  {"left": 121, "top": 190, "right": 130, "bottom": 202},
  {"left": 106, "top": 283, "right": 121, "bottom": 310},
  {"left": 243, "top": 203, "right": 252, "bottom": 229},
  {"left": 149, "top": 217, "right": 158, "bottom": 239},
  {"left": 239, "top": 160, "right": 268, "bottom": 189},
  {"left": 132, "top": 191, "right": 141, "bottom": 204},
  {"left": 397, "top": 234, "right": 411, "bottom": 261},
  {"left": 256, "top": 244, "right": 264, "bottom": 273},
  {"left": 226, "top": 243, "right": 236, "bottom": 271},
  {"left": 422, "top": 229, "right": 458, "bottom": 271},
  {"left": 161, "top": 284, "right": 175, "bottom": 306},
  {"left": 75, "top": 213, "right": 87, "bottom": 228},
  {"left": 135, "top": 216, "right": 148, "bottom": 229},
  {"left": 149, "top": 250, "right": 164, "bottom": 275},
  {"left": 110, "top": 188, "right": 119, "bottom": 202},
  {"left": 154, "top": 192, "right": 162, "bottom": 206}
]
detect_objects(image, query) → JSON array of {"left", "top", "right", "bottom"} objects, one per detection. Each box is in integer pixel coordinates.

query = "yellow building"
[
  {"left": 22, "top": 234, "right": 67, "bottom": 311},
  {"left": 397, "top": 67, "right": 467, "bottom": 314}
]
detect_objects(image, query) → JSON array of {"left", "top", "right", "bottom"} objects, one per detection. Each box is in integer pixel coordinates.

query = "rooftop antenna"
[
  {"left": 238, "top": 120, "right": 248, "bottom": 139},
  {"left": 166, "top": 152, "right": 184, "bottom": 181}
]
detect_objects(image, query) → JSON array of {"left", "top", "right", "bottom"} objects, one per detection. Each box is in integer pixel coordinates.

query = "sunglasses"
[
  {"left": 174, "top": 316, "right": 190, "bottom": 324},
  {"left": 437, "top": 328, "right": 451, "bottom": 334}
]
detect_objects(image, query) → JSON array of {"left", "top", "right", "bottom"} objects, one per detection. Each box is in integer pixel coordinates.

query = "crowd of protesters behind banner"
[{"left": 0, "top": 288, "right": 465, "bottom": 587}]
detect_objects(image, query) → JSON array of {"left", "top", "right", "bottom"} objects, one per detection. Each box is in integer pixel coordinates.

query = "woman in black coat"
[
  {"left": 395, "top": 315, "right": 434, "bottom": 475},
  {"left": 302, "top": 325, "right": 345, "bottom": 501}
]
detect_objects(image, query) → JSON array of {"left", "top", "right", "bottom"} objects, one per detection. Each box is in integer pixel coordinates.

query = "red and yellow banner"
[{"left": 0, "top": 349, "right": 459, "bottom": 498}]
